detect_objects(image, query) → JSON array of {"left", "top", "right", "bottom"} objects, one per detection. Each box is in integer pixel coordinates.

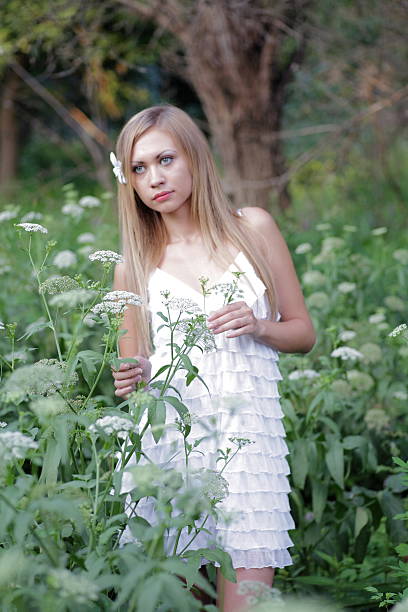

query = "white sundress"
[{"left": 121, "top": 251, "right": 295, "bottom": 569}]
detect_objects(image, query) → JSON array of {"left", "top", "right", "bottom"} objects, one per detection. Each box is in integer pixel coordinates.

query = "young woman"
[{"left": 111, "top": 105, "right": 315, "bottom": 612}]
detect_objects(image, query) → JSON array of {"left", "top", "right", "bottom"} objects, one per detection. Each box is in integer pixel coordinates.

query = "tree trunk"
[
  {"left": 117, "top": 0, "right": 310, "bottom": 210},
  {"left": 0, "top": 69, "right": 20, "bottom": 189}
]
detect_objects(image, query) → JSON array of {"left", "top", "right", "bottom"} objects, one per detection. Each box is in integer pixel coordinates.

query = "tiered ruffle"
[{"left": 121, "top": 255, "right": 295, "bottom": 569}]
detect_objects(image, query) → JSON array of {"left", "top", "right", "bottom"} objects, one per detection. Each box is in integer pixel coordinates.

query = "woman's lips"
[{"left": 153, "top": 191, "right": 173, "bottom": 202}]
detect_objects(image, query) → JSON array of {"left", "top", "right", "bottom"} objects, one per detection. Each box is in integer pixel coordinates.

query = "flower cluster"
[
  {"left": 200, "top": 469, "right": 229, "bottom": 503},
  {"left": 102, "top": 290, "right": 143, "bottom": 307},
  {"left": 79, "top": 196, "right": 101, "bottom": 208},
  {"left": 295, "top": 242, "right": 312, "bottom": 254},
  {"left": 0, "top": 210, "right": 18, "bottom": 222},
  {"left": 88, "top": 250, "right": 124, "bottom": 264},
  {"left": 21, "top": 211, "right": 43, "bottom": 222},
  {"left": 40, "top": 276, "right": 80, "bottom": 295},
  {"left": 89, "top": 415, "right": 137, "bottom": 439},
  {"left": 177, "top": 316, "right": 216, "bottom": 352},
  {"left": 47, "top": 568, "right": 99, "bottom": 604},
  {"left": 0, "top": 431, "right": 38, "bottom": 463},
  {"left": 53, "top": 250, "right": 77, "bottom": 269},
  {"left": 237, "top": 580, "right": 282, "bottom": 605},
  {"left": 339, "top": 330, "right": 356, "bottom": 342},
  {"left": 288, "top": 369, "right": 320, "bottom": 380},
  {"left": 330, "top": 346, "right": 363, "bottom": 361},
  {"left": 77, "top": 232, "right": 95, "bottom": 244},
  {"left": 15, "top": 222, "right": 48, "bottom": 234},
  {"left": 50, "top": 289, "right": 96, "bottom": 309},
  {"left": 91, "top": 290, "right": 142, "bottom": 318},
  {"left": 338, "top": 282, "right": 356, "bottom": 294},
  {"left": 164, "top": 296, "right": 202, "bottom": 314},
  {"left": 389, "top": 323, "right": 407, "bottom": 338}
]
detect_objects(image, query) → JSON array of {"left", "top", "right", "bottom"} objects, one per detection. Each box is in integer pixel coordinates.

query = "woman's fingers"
[{"left": 113, "top": 367, "right": 142, "bottom": 381}]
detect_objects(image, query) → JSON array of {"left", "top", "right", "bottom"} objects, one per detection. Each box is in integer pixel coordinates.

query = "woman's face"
[{"left": 130, "top": 128, "right": 193, "bottom": 214}]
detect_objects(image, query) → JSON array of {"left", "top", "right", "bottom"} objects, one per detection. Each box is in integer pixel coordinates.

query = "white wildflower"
[
  {"left": 369, "top": 312, "right": 385, "bottom": 324},
  {"left": 4, "top": 349, "right": 30, "bottom": 362},
  {"left": 0, "top": 321, "right": 4, "bottom": 330},
  {"left": 393, "top": 390, "right": 407, "bottom": 401},
  {"left": 393, "top": 249, "right": 408, "bottom": 265},
  {"left": 83, "top": 313, "right": 98, "bottom": 327},
  {"left": 20, "top": 211, "right": 43, "bottom": 222},
  {"left": 295, "top": 242, "right": 312, "bottom": 254},
  {"left": 364, "top": 408, "right": 390, "bottom": 432},
  {"left": 0, "top": 422, "right": 7, "bottom": 428},
  {"left": 338, "top": 282, "right": 356, "bottom": 293},
  {"left": 384, "top": 296, "right": 405, "bottom": 312},
  {"left": 78, "top": 245, "right": 94, "bottom": 257},
  {"left": 289, "top": 369, "right": 320, "bottom": 380},
  {"left": 53, "top": 250, "right": 77, "bottom": 269},
  {"left": 177, "top": 316, "right": 216, "bottom": 352},
  {"left": 89, "top": 250, "right": 123, "bottom": 264},
  {"left": 389, "top": 323, "right": 408, "bottom": 338},
  {"left": 0, "top": 431, "right": 38, "bottom": 463},
  {"left": 102, "top": 290, "right": 143, "bottom": 307},
  {"left": 347, "top": 369, "right": 374, "bottom": 391},
  {"left": 30, "top": 395, "right": 68, "bottom": 418},
  {"left": 237, "top": 580, "right": 282, "bottom": 604},
  {"left": 110, "top": 152, "right": 127, "bottom": 185},
  {"left": 332, "top": 380, "right": 352, "bottom": 397},
  {"left": 331, "top": 346, "right": 363, "bottom": 361},
  {"left": 79, "top": 196, "right": 101, "bottom": 208},
  {"left": 77, "top": 232, "right": 95, "bottom": 244},
  {"left": 48, "top": 568, "right": 99, "bottom": 604},
  {"left": 15, "top": 222, "right": 48, "bottom": 234},
  {"left": 200, "top": 469, "right": 229, "bottom": 502},
  {"left": 40, "top": 276, "right": 80, "bottom": 295},
  {"left": 0, "top": 210, "right": 18, "bottom": 222},
  {"left": 306, "top": 291, "right": 329, "bottom": 309},
  {"left": 321, "top": 236, "right": 345, "bottom": 253},
  {"left": 360, "top": 342, "right": 382, "bottom": 363},
  {"left": 49, "top": 289, "right": 97, "bottom": 309},
  {"left": 343, "top": 225, "right": 357, "bottom": 232},
  {"left": 316, "top": 223, "right": 331, "bottom": 231},
  {"left": 61, "top": 202, "right": 83, "bottom": 218},
  {"left": 372, "top": 226, "right": 387, "bottom": 236},
  {"left": 378, "top": 322, "right": 389, "bottom": 331},
  {"left": 339, "top": 330, "right": 356, "bottom": 342},
  {"left": 165, "top": 296, "right": 202, "bottom": 314},
  {"left": 302, "top": 270, "right": 326, "bottom": 286},
  {"left": 89, "top": 415, "right": 137, "bottom": 439},
  {"left": 91, "top": 301, "right": 126, "bottom": 316}
]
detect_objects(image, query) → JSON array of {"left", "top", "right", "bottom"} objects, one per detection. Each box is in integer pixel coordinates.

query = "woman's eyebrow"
[{"left": 131, "top": 149, "right": 177, "bottom": 164}]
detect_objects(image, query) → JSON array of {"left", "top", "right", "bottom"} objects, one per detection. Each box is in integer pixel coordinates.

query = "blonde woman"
[{"left": 111, "top": 105, "right": 315, "bottom": 612}]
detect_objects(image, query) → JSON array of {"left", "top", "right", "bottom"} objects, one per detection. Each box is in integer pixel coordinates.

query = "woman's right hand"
[{"left": 112, "top": 356, "right": 152, "bottom": 398}]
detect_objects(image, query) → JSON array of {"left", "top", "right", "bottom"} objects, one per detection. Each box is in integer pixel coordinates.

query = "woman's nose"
[{"left": 149, "top": 165, "right": 165, "bottom": 187}]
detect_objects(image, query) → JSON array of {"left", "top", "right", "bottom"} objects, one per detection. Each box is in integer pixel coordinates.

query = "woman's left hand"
[{"left": 207, "top": 301, "right": 260, "bottom": 338}]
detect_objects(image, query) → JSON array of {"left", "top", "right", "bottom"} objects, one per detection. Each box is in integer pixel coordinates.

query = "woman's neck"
[{"left": 160, "top": 204, "right": 201, "bottom": 245}]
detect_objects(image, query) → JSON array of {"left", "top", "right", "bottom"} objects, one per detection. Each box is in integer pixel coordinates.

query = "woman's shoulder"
[{"left": 239, "top": 206, "right": 281, "bottom": 238}]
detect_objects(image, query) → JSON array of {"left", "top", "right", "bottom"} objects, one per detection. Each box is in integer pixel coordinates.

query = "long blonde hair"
[{"left": 115, "top": 105, "right": 277, "bottom": 356}]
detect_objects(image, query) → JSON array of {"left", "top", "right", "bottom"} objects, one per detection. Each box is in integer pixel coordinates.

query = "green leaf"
[
  {"left": 39, "top": 437, "right": 61, "bottom": 486},
  {"left": 136, "top": 575, "right": 163, "bottom": 612},
  {"left": 291, "top": 439, "right": 309, "bottom": 489},
  {"left": 163, "top": 395, "right": 191, "bottom": 436},
  {"left": 148, "top": 398, "right": 166, "bottom": 443},
  {"left": 325, "top": 438, "right": 344, "bottom": 489},
  {"left": 157, "top": 311, "right": 169, "bottom": 322},
  {"left": 354, "top": 506, "right": 369, "bottom": 538},
  {"left": 184, "top": 548, "right": 236, "bottom": 583},
  {"left": 395, "top": 543, "right": 408, "bottom": 557},
  {"left": 18, "top": 318, "right": 53, "bottom": 341},
  {"left": 77, "top": 350, "right": 102, "bottom": 388},
  {"left": 311, "top": 478, "right": 328, "bottom": 523}
]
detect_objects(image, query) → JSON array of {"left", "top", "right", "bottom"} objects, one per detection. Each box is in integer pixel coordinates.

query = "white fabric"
[{"left": 121, "top": 251, "right": 295, "bottom": 568}]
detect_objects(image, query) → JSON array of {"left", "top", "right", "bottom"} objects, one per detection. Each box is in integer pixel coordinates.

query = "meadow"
[{"left": 0, "top": 148, "right": 407, "bottom": 611}]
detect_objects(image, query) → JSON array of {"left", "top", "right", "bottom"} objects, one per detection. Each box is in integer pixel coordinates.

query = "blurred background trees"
[{"left": 0, "top": 0, "right": 406, "bottom": 211}]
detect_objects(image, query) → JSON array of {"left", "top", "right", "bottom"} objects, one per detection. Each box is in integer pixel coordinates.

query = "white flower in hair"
[{"left": 110, "top": 152, "right": 127, "bottom": 184}]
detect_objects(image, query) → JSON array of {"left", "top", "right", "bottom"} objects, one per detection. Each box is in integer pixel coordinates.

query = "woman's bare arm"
[
  {"left": 207, "top": 207, "right": 316, "bottom": 354},
  {"left": 112, "top": 263, "right": 151, "bottom": 397}
]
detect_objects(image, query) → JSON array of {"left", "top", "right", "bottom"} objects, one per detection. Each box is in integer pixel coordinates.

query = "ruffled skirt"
[{"left": 121, "top": 334, "right": 295, "bottom": 569}]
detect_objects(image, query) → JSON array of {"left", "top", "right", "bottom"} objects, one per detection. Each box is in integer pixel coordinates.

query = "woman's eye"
[
  {"left": 132, "top": 165, "right": 144, "bottom": 174},
  {"left": 160, "top": 156, "right": 173, "bottom": 166}
]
